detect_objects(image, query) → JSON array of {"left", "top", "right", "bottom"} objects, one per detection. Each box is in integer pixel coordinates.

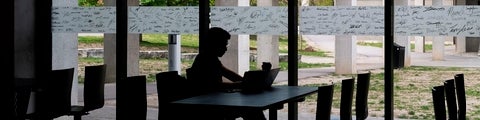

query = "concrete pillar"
[
  {"left": 415, "top": 37, "right": 425, "bottom": 53},
  {"left": 433, "top": 37, "right": 445, "bottom": 60},
  {"left": 256, "top": 35, "right": 280, "bottom": 69},
  {"left": 256, "top": 0, "right": 280, "bottom": 70},
  {"left": 335, "top": 36, "right": 357, "bottom": 74},
  {"left": 334, "top": 0, "right": 357, "bottom": 74},
  {"left": 52, "top": 1, "right": 78, "bottom": 120},
  {"left": 394, "top": 0, "right": 412, "bottom": 66},
  {"left": 104, "top": 0, "right": 140, "bottom": 83},
  {"left": 413, "top": 0, "right": 425, "bottom": 53},
  {"left": 432, "top": 0, "right": 445, "bottom": 60},
  {"left": 216, "top": 0, "right": 250, "bottom": 75},
  {"left": 456, "top": 37, "right": 466, "bottom": 53},
  {"left": 454, "top": 0, "right": 466, "bottom": 54}
]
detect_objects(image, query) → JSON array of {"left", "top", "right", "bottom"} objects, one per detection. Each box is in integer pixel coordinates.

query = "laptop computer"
[{"left": 241, "top": 68, "right": 280, "bottom": 93}]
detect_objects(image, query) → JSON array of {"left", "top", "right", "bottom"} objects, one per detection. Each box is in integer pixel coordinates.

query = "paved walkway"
[{"left": 76, "top": 35, "right": 479, "bottom": 120}]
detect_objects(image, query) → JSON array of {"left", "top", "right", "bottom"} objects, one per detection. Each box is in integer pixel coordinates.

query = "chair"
[
  {"left": 316, "top": 84, "right": 334, "bottom": 120},
  {"left": 29, "top": 68, "right": 75, "bottom": 119},
  {"left": 66, "top": 64, "right": 106, "bottom": 120},
  {"left": 117, "top": 75, "right": 147, "bottom": 120},
  {"left": 432, "top": 85, "right": 447, "bottom": 120},
  {"left": 454, "top": 74, "right": 466, "bottom": 120},
  {"left": 340, "top": 78, "right": 355, "bottom": 120},
  {"left": 155, "top": 71, "right": 193, "bottom": 119},
  {"left": 444, "top": 79, "right": 457, "bottom": 120},
  {"left": 356, "top": 72, "right": 371, "bottom": 120}
]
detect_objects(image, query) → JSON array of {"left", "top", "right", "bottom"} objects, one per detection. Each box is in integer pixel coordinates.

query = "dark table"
[{"left": 172, "top": 86, "right": 318, "bottom": 120}]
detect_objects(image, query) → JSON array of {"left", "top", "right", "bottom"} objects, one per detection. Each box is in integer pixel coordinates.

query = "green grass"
[
  {"left": 80, "top": 34, "right": 327, "bottom": 57},
  {"left": 411, "top": 43, "right": 433, "bottom": 52},
  {"left": 78, "top": 36, "right": 103, "bottom": 44},
  {"left": 356, "top": 41, "right": 436, "bottom": 52},
  {"left": 357, "top": 41, "right": 383, "bottom": 48}
]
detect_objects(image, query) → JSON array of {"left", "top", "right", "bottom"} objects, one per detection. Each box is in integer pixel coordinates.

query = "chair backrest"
[
  {"left": 156, "top": 71, "right": 193, "bottom": 119},
  {"left": 83, "top": 64, "right": 106, "bottom": 112},
  {"left": 117, "top": 75, "right": 147, "bottom": 120},
  {"left": 316, "top": 84, "right": 334, "bottom": 120},
  {"left": 340, "top": 78, "right": 355, "bottom": 120},
  {"left": 444, "top": 79, "right": 457, "bottom": 120},
  {"left": 432, "top": 85, "right": 447, "bottom": 120},
  {"left": 356, "top": 72, "right": 371, "bottom": 120},
  {"left": 39, "top": 68, "right": 75, "bottom": 118},
  {"left": 454, "top": 74, "right": 466, "bottom": 120},
  {"left": 156, "top": 71, "right": 191, "bottom": 104}
]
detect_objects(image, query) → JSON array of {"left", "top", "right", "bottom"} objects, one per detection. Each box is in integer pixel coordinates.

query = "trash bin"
[{"left": 393, "top": 42, "right": 405, "bottom": 69}]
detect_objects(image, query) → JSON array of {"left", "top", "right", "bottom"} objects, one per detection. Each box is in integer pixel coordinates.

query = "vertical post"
[
  {"left": 6, "top": 0, "right": 14, "bottom": 119},
  {"left": 287, "top": 0, "right": 299, "bottom": 120},
  {"left": 432, "top": 0, "right": 445, "bottom": 61},
  {"left": 384, "top": 0, "right": 394, "bottom": 119},
  {"left": 455, "top": 74, "right": 466, "bottom": 120},
  {"left": 168, "top": 34, "right": 181, "bottom": 73},
  {"left": 199, "top": 0, "right": 210, "bottom": 55},
  {"left": 34, "top": 0, "right": 53, "bottom": 114},
  {"left": 116, "top": 0, "right": 128, "bottom": 119}
]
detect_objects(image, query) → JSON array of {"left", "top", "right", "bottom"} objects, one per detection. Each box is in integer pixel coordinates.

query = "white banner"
[{"left": 52, "top": 6, "right": 480, "bottom": 36}]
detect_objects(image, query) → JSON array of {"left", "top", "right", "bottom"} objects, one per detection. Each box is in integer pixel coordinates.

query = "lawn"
[
  {"left": 78, "top": 34, "right": 332, "bottom": 83},
  {"left": 274, "top": 66, "right": 480, "bottom": 119}
]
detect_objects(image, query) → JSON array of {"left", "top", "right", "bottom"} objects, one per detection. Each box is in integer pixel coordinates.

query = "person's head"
[{"left": 207, "top": 27, "right": 231, "bottom": 57}]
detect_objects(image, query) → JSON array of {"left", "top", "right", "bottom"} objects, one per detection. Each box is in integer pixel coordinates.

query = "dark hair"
[{"left": 208, "top": 27, "right": 231, "bottom": 42}]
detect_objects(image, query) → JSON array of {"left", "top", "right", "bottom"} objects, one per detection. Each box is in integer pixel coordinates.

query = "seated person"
[{"left": 187, "top": 27, "right": 266, "bottom": 120}]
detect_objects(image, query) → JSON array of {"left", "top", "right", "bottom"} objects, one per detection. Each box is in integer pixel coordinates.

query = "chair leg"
[
  {"left": 432, "top": 86, "right": 446, "bottom": 120},
  {"left": 356, "top": 72, "right": 370, "bottom": 120},
  {"left": 455, "top": 74, "right": 466, "bottom": 120},
  {"left": 444, "top": 79, "right": 457, "bottom": 120},
  {"left": 316, "top": 85, "right": 334, "bottom": 120},
  {"left": 340, "top": 78, "right": 354, "bottom": 120},
  {"left": 74, "top": 115, "right": 82, "bottom": 120}
]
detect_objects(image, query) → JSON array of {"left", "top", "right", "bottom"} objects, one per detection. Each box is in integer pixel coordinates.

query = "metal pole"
[
  {"left": 199, "top": 0, "right": 210, "bottom": 55},
  {"left": 288, "top": 0, "right": 299, "bottom": 120},
  {"left": 168, "top": 34, "right": 181, "bottom": 73},
  {"left": 116, "top": 0, "right": 128, "bottom": 119},
  {"left": 384, "top": 0, "right": 394, "bottom": 119}
]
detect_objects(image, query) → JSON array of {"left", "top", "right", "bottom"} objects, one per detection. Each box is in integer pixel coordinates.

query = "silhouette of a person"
[{"left": 187, "top": 27, "right": 266, "bottom": 120}]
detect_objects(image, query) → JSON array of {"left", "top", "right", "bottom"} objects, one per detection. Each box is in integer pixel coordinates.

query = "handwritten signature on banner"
[{"left": 52, "top": 6, "right": 480, "bottom": 37}]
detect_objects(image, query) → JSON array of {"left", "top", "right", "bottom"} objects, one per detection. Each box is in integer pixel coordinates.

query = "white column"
[
  {"left": 127, "top": 33, "right": 140, "bottom": 77},
  {"left": 454, "top": 0, "right": 467, "bottom": 53},
  {"left": 217, "top": 0, "right": 250, "bottom": 75},
  {"left": 256, "top": 35, "right": 280, "bottom": 69},
  {"left": 52, "top": 0, "right": 78, "bottom": 111},
  {"left": 104, "top": 0, "right": 141, "bottom": 82},
  {"left": 432, "top": 0, "right": 445, "bottom": 60},
  {"left": 334, "top": 0, "right": 357, "bottom": 74},
  {"left": 414, "top": 0, "right": 425, "bottom": 53},
  {"left": 335, "top": 36, "right": 357, "bottom": 74},
  {"left": 256, "top": 0, "right": 280, "bottom": 70},
  {"left": 415, "top": 37, "right": 425, "bottom": 53},
  {"left": 52, "top": 1, "right": 78, "bottom": 120}
]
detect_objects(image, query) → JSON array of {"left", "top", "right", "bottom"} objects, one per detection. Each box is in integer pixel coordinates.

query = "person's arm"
[{"left": 221, "top": 65, "right": 243, "bottom": 82}]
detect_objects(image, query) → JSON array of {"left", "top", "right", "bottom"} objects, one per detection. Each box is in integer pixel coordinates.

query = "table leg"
[{"left": 269, "top": 108, "right": 277, "bottom": 120}]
